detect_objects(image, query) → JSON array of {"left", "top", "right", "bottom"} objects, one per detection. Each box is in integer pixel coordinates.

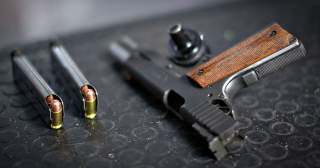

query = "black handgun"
[{"left": 109, "top": 23, "right": 306, "bottom": 159}]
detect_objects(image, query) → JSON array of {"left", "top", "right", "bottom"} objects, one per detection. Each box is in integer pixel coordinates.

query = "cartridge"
[
  {"left": 12, "top": 50, "right": 64, "bottom": 129},
  {"left": 50, "top": 42, "right": 98, "bottom": 119}
]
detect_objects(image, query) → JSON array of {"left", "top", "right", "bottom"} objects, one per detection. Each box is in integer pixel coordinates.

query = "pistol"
[{"left": 109, "top": 23, "right": 306, "bottom": 159}]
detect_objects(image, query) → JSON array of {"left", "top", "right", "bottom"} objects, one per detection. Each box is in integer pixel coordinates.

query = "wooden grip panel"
[{"left": 187, "top": 23, "right": 294, "bottom": 88}]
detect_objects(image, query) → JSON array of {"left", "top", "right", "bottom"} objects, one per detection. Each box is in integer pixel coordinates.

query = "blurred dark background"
[{"left": 0, "top": 0, "right": 238, "bottom": 48}]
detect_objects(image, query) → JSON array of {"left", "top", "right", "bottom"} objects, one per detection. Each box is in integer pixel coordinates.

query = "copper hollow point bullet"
[
  {"left": 46, "top": 95, "right": 63, "bottom": 129},
  {"left": 81, "top": 85, "right": 97, "bottom": 119}
]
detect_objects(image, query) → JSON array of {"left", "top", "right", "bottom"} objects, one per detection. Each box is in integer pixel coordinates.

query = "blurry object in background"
[
  {"left": 0, "top": 0, "right": 235, "bottom": 47},
  {"left": 169, "top": 24, "right": 210, "bottom": 66}
]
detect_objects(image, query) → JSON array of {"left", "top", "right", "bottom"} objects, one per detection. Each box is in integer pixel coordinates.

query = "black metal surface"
[{"left": 0, "top": 0, "right": 319, "bottom": 167}]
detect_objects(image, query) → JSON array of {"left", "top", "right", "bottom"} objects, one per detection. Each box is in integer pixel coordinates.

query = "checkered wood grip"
[{"left": 187, "top": 23, "right": 294, "bottom": 88}]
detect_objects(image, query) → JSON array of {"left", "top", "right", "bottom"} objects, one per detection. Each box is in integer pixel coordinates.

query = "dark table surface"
[{"left": 0, "top": 0, "right": 319, "bottom": 167}]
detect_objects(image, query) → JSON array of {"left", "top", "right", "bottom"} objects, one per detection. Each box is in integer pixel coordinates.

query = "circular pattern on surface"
[
  {"left": 63, "top": 127, "right": 90, "bottom": 145},
  {"left": 106, "top": 134, "right": 130, "bottom": 150},
  {"left": 226, "top": 140, "right": 244, "bottom": 154},
  {"left": 12, "top": 159, "right": 40, "bottom": 168},
  {"left": 31, "top": 135, "right": 59, "bottom": 152},
  {"left": 132, "top": 126, "right": 158, "bottom": 140},
  {"left": 235, "top": 153, "right": 262, "bottom": 168},
  {"left": 9, "top": 96, "right": 31, "bottom": 108},
  {"left": 0, "top": 116, "right": 13, "bottom": 129},
  {"left": 101, "top": 120, "right": 115, "bottom": 131},
  {"left": 246, "top": 130, "right": 270, "bottom": 145},
  {"left": 119, "top": 113, "right": 144, "bottom": 129},
  {"left": 236, "top": 95, "right": 259, "bottom": 108},
  {"left": 306, "top": 151, "right": 320, "bottom": 167},
  {"left": 311, "top": 127, "right": 320, "bottom": 139},
  {"left": 0, "top": 130, "right": 18, "bottom": 144},
  {"left": 2, "top": 144, "right": 28, "bottom": 160},
  {"left": 18, "top": 107, "right": 39, "bottom": 121},
  {"left": 270, "top": 121, "right": 295, "bottom": 135},
  {"left": 96, "top": 107, "right": 113, "bottom": 119},
  {"left": 287, "top": 136, "right": 313, "bottom": 151},
  {"left": 42, "top": 150, "right": 78, "bottom": 167},
  {"left": 112, "top": 100, "right": 130, "bottom": 113},
  {"left": 214, "top": 157, "right": 235, "bottom": 168},
  {"left": 131, "top": 165, "right": 154, "bottom": 168},
  {"left": 259, "top": 89, "right": 281, "bottom": 101},
  {"left": 298, "top": 95, "right": 319, "bottom": 106},
  {"left": 75, "top": 143, "right": 100, "bottom": 158},
  {"left": 253, "top": 108, "right": 275, "bottom": 122},
  {"left": 144, "top": 107, "right": 167, "bottom": 120},
  {"left": 302, "top": 77, "right": 319, "bottom": 87},
  {"left": 1, "top": 86, "right": 21, "bottom": 96},
  {"left": 276, "top": 160, "right": 309, "bottom": 168},
  {"left": 294, "top": 113, "right": 317, "bottom": 127},
  {"left": 145, "top": 141, "right": 171, "bottom": 157},
  {"left": 235, "top": 117, "right": 252, "bottom": 130},
  {"left": 24, "top": 121, "right": 49, "bottom": 136},
  {"left": 158, "top": 117, "right": 184, "bottom": 132},
  {"left": 158, "top": 156, "right": 185, "bottom": 168},
  {"left": 275, "top": 100, "right": 299, "bottom": 114},
  {"left": 85, "top": 157, "right": 113, "bottom": 168},
  {"left": 260, "top": 144, "right": 288, "bottom": 160},
  {"left": 281, "top": 83, "right": 301, "bottom": 94},
  {"left": 118, "top": 148, "right": 144, "bottom": 166}
]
